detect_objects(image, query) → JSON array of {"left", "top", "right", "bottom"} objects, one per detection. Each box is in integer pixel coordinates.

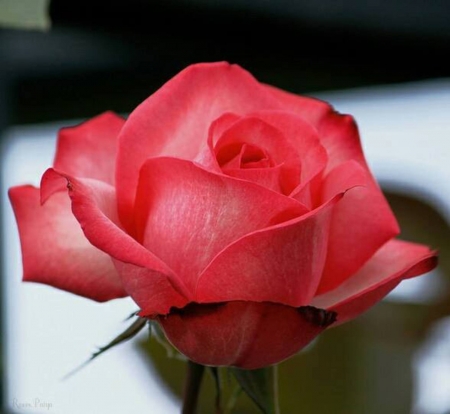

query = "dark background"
[
  {"left": 1, "top": 1, "right": 450, "bottom": 413},
  {"left": 1, "top": 0, "right": 450, "bottom": 130}
]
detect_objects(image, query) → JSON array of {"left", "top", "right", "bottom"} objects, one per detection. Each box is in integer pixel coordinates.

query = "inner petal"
[
  {"left": 218, "top": 142, "right": 272, "bottom": 170},
  {"left": 213, "top": 116, "right": 302, "bottom": 193},
  {"left": 240, "top": 144, "right": 271, "bottom": 169},
  {"left": 214, "top": 117, "right": 293, "bottom": 166}
]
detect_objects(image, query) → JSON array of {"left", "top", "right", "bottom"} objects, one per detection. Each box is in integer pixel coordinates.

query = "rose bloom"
[{"left": 9, "top": 62, "right": 437, "bottom": 369}]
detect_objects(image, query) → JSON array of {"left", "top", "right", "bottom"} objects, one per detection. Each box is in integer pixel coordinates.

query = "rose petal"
[
  {"left": 116, "top": 62, "right": 282, "bottom": 228},
  {"left": 220, "top": 143, "right": 271, "bottom": 169},
  {"left": 195, "top": 193, "right": 343, "bottom": 306},
  {"left": 246, "top": 111, "right": 329, "bottom": 207},
  {"left": 247, "top": 111, "right": 328, "bottom": 180},
  {"left": 264, "top": 84, "right": 330, "bottom": 124},
  {"left": 134, "top": 157, "right": 309, "bottom": 296},
  {"left": 194, "top": 113, "right": 241, "bottom": 172},
  {"left": 54, "top": 111, "right": 125, "bottom": 185},
  {"left": 215, "top": 117, "right": 297, "bottom": 166},
  {"left": 115, "top": 261, "right": 189, "bottom": 316},
  {"left": 41, "top": 168, "right": 190, "bottom": 314},
  {"left": 224, "top": 165, "right": 285, "bottom": 193},
  {"left": 316, "top": 160, "right": 400, "bottom": 294},
  {"left": 9, "top": 185, "right": 126, "bottom": 301},
  {"left": 214, "top": 116, "right": 302, "bottom": 193},
  {"left": 265, "top": 85, "right": 368, "bottom": 172},
  {"left": 312, "top": 239, "right": 438, "bottom": 325},
  {"left": 317, "top": 110, "right": 367, "bottom": 172},
  {"left": 158, "top": 301, "right": 336, "bottom": 369},
  {"left": 209, "top": 113, "right": 244, "bottom": 146}
]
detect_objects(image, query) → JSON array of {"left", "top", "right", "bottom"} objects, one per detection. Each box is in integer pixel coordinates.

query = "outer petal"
[
  {"left": 116, "top": 62, "right": 283, "bottom": 227},
  {"left": 195, "top": 193, "right": 343, "bottom": 307},
  {"left": 158, "top": 301, "right": 336, "bottom": 369},
  {"left": 312, "top": 239, "right": 438, "bottom": 325},
  {"left": 115, "top": 261, "right": 189, "bottom": 317},
  {"left": 265, "top": 85, "right": 368, "bottom": 172},
  {"left": 134, "top": 158, "right": 309, "bottom": 296},
  {"left": 41, "top": 169, "right": 190, "bottom": 314},
  {"left": 9, "top": 185, "right": 126, "bottom": 301},
  {"left": 316, "top": 160, "right": 400, "bottom": 294},
  {"left": 54, "top": 111, "right": 125, "bottom": 185}
]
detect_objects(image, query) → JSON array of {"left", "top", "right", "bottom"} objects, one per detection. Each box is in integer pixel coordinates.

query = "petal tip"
[{"left": 40, "top": 168, "right": 68, "bottom": 205}]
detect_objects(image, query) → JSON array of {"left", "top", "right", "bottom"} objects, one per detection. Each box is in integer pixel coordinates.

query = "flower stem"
[
  {"left": 273, "top": 365, "right": 280, "bottom": 414},
  {"left": 182, "top": 360, "right": 205, "bottom": 414}
]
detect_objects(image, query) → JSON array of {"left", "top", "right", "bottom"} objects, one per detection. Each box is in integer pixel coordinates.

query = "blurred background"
[{"left": 1, "top": 0, "right": 450, "bottom": 413}]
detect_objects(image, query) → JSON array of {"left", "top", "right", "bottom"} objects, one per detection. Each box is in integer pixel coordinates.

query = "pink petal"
[
  {"left": 54, "top": 112, "right": 125, "bottom": 185},
  {"left": 41, "top": 169, "right": 190, "bottom": 314},
  {"left": 9, "top": 185, "right": 126, "bottom": 301},
  {"left": 317, "top": 110, "right": 367, "bottom": 171},
  {"left": 116, "top": 62, "right": 282, "bottom": 228},
  {"left": 215, "top": 116, "right": 297, "bottom": 166},
  {"left": 316, "top": 160, "right": 400, "bottom": 294},
  {"left": 115, "top": 261, "right": 189, "bottom": 316},
  {"left": 265, "top": 85, "right": 368, "bottom": 172},
  {"left": 245, "top": 111, "right": 329, "bottom": 207},
  {"left": 223, "top": 165, "right": 285, "bottom": 193},
  {"left": 312, "top": 239, "right": 438, "bottom": 325},
  {"left": 264, "top": 84, "right": 330, "bottom": 124},
  {"left": 195, "top": 193, "right": 343, "bottom": 306},
  {"left": 208, "top": 112, "right": 243, "bottom": 147},
  {"left": 247, "top": 111, "right": 328, "bottom": 180},
  {"left": 134, "top": 157, "right": 309, "bottom": 296},
  {"left": 220, "top": 143, "right": 271, "bottom": 169},
  {"left": 157, "top": 301, "right": 336, "bottom": 369},
  {"left": 214, "top": 116, "right": 301, "bottom": 193},
  {"left": 194, "top": 113, "right": 241, "bottom": 173}
]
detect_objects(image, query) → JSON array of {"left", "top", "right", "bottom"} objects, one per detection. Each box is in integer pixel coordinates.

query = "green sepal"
[
  {"left": 62, "top": 315, "right": 147, "bottom": 380},
  {"left": 230, "top": 366, "right": 280, "bottom": 414}
]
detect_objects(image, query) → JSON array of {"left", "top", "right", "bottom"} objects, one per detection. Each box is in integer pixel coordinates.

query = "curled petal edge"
[
  {"left": 40, "top": 168, "right": 191, "bottom": 315},
  {"left": 312, "top": 239, "right": 438, "bottom": 325}
]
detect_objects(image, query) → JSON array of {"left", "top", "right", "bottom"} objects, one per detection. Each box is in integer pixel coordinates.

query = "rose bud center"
[{"left": 216, "top": 142, "right": 273, "bottom": 170}]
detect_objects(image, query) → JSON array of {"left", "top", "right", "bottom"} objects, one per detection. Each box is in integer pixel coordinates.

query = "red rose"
[{"left": 9, "top": 62, "right": 437, "bottom": 369}]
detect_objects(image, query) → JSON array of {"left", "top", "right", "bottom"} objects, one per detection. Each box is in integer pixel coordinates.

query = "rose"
[{"left": 9, "top": 62, "right": 437, "bottom": 369}]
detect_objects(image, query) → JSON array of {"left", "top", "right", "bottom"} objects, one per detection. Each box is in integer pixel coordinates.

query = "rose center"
[{"left": 216, "top": 142, "right": 272, "bottom": 170}]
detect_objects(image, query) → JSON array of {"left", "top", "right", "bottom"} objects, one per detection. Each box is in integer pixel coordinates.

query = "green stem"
[
  {"left": 182, "top": 360, "right": 205, "bottom": 414},
  {"left": 210, "top": 367, "right": 223, "bottom": 414},
  {"left": 273, "top": 365, "right": 280, "bottom": 414}
]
